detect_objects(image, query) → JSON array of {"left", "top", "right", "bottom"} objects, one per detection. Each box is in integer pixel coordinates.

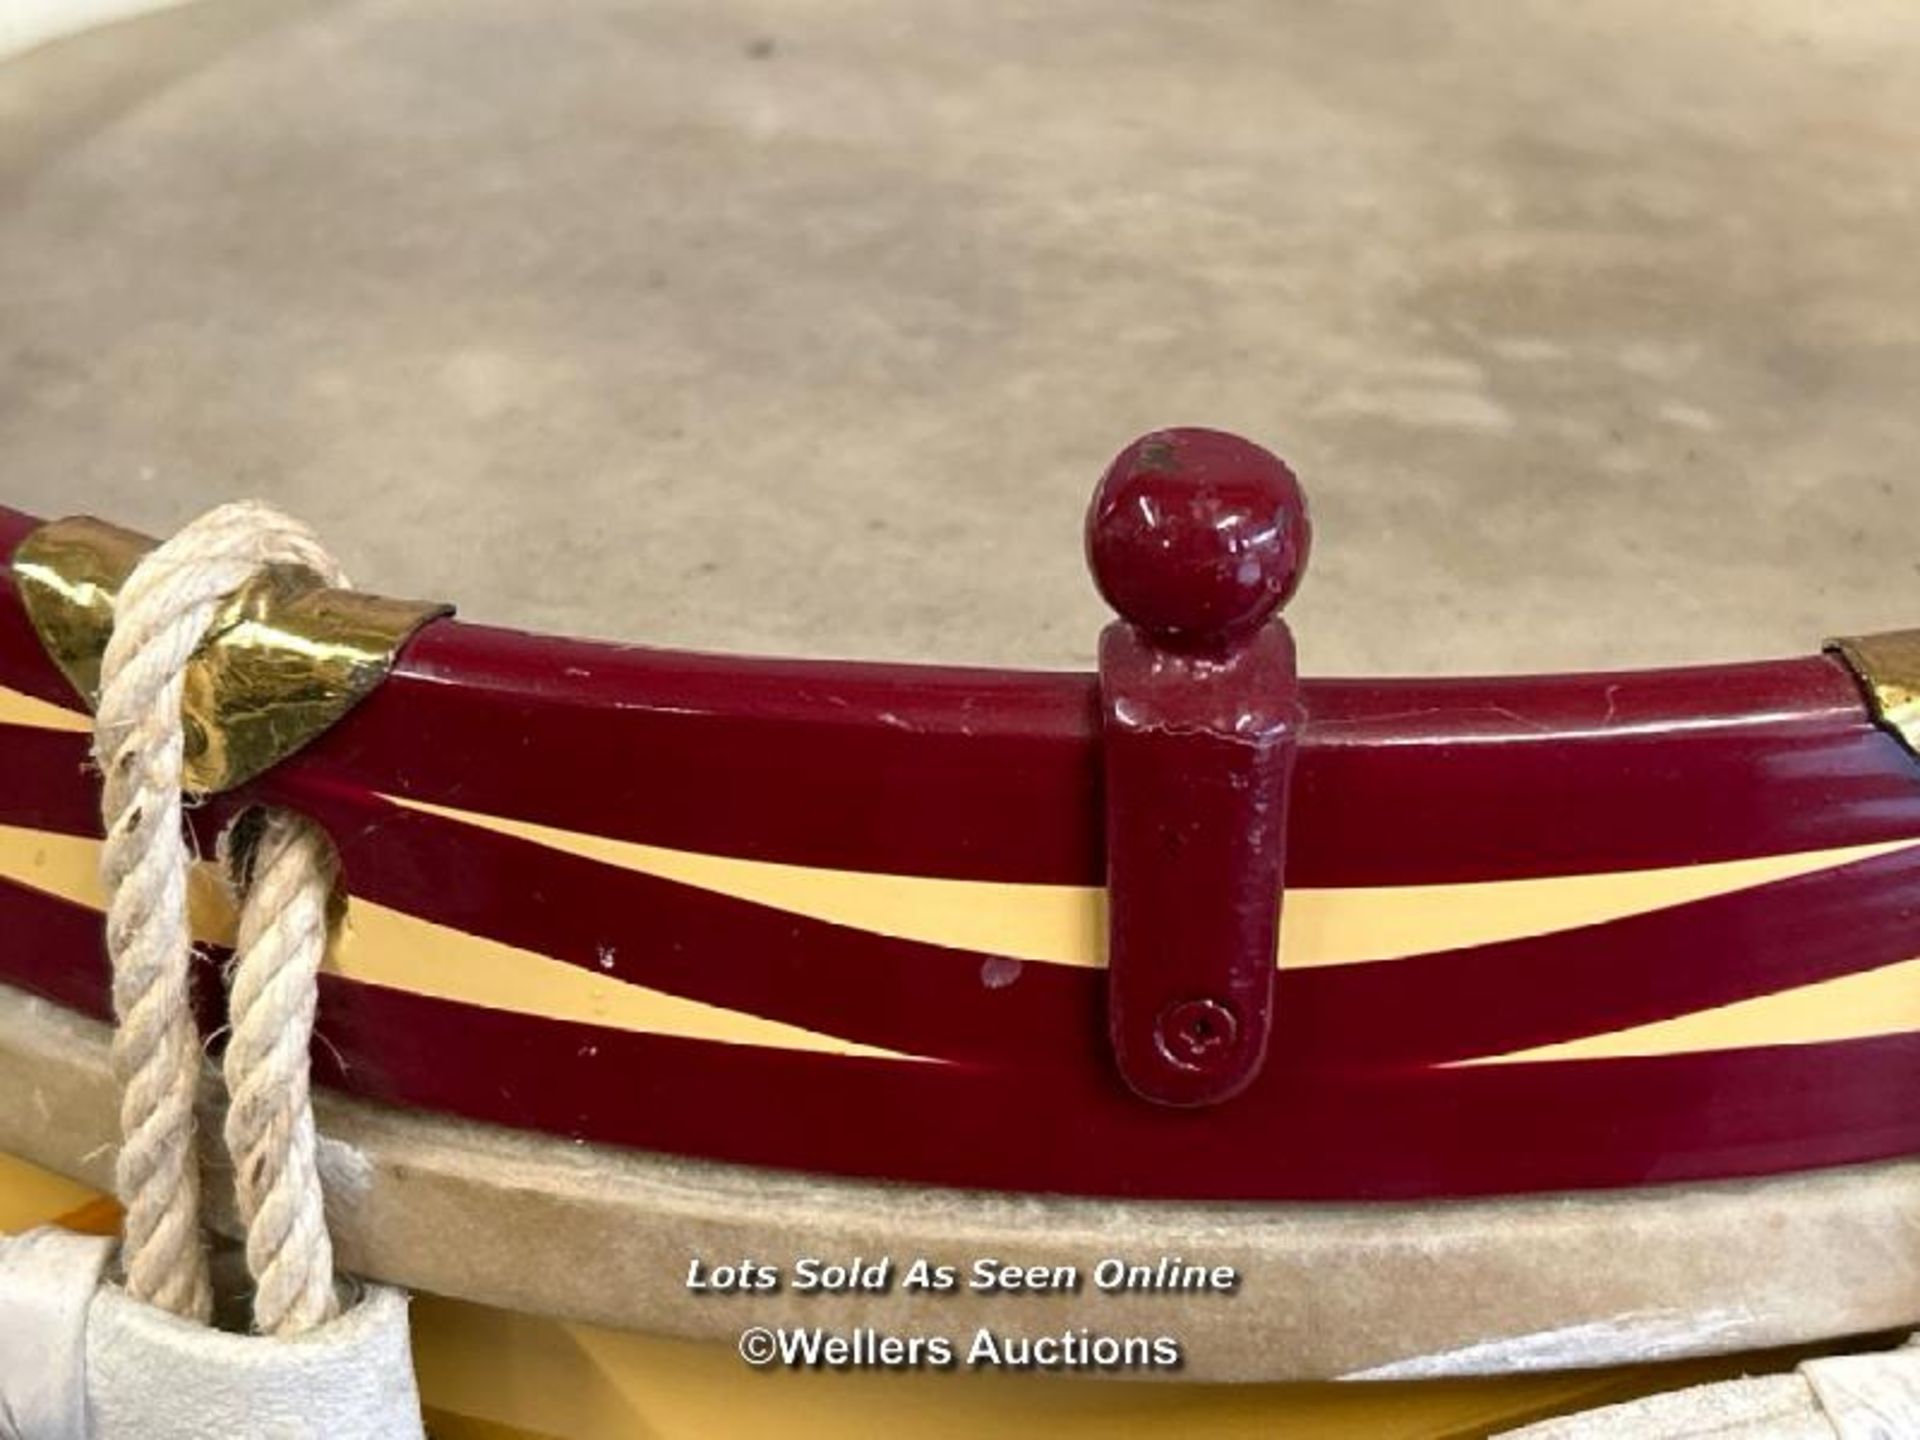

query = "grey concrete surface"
[{"left": 1, "top": 0, "right": 1917, "bottom": 674}]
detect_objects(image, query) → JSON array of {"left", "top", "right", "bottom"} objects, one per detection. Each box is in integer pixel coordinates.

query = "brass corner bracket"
[
  {"left": 13, "top": 515, "right": 450, "bottom": 794},
  {"left": 1828, "top": 629, "right": 1920, "bottom": 761}
]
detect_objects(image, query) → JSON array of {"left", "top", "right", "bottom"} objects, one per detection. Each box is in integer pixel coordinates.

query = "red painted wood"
[
  {"left": 3, "top": 720, "right": 1918, "bottom": 1194},
  {"left": 5, "top": 493, "right": 1920, "bottom": 1201},
  {"left": 3, "top": 728, "right": 1916, "bottom": 1081},
  {"left": 1085, "top": 427, "right": 1310, "bottom": 647},
  {"left": 1099, "top": 623, "right": 1301, "bottom": 1105},
  {"left": 0, "top": 507, "right": 1904, "bottom": 893},
  {"left": 1091, "top": 429, "right": 1308, "bottom": 1105},
  {"left": 7, "top": 871, "right": 1920, "bottom": 1201}
]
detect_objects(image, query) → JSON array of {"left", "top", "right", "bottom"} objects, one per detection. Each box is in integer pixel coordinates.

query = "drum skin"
[
  {"left": 6, "top": 0, "right": 1920, "bottom": 1432},
  {"left": 2, "top": 0, "right": 1920, "bottom": 677}
]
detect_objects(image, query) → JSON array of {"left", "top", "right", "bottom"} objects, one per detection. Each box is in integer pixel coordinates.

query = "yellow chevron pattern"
[
  {"left": 3, "top": 682, "right": 1915, "bottom": 1065},
  {"left": 0, "top": 822, "right": 915, "bottom": 1062}
]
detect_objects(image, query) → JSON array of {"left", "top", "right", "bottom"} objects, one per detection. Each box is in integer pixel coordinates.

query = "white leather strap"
[
  {"left": 1802, "top": 1340, "right": 1920, "bottom": 1439},
  {"left": 84, "top": 1279, "right": 424, "bottom": 1440},
  {"left": 0, "top": 1228, "right": 112, "bottom": 1440},
  {"left": 1501, "top": 1341, "right": 1920, "bottom": 1437}
]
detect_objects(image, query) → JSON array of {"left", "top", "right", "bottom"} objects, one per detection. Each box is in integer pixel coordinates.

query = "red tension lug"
[{"left": 1086, "top": 427, "right": 1311, "bottom": 1107}]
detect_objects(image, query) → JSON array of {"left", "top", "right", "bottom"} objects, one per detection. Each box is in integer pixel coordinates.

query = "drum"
[{"left": 4, "top": 2, "right": 1920, "bottom": 1436}]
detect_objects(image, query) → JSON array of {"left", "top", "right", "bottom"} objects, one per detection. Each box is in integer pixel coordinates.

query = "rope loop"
[{"left": 94, "top": 501, "right": 345, "bottom": 1334}]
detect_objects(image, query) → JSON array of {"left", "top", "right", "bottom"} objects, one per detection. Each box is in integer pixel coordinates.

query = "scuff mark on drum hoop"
[
  {"left": 979, "top": 956, "right": 1023, "bottom": 990},
  {"left": 1339, "top": 1307, "right": 1755, "bottom": 1380}
]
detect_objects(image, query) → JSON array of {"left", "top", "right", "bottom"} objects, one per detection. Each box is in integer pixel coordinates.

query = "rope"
[
  {"left": 221, "top": 810, "right": 341, "bottom": 1335},
  {"left": 94, "top": 500, "right": 345, "bottom": 1334}
]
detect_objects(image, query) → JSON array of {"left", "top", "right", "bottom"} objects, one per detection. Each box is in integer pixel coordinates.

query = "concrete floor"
[{"left": 1, "top": 0, "right": 1918, "bottom": 675}]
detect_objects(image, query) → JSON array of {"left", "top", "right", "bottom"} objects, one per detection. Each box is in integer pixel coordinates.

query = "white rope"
[
  {"left": 95, "top": 500, "right": 345, "bottom": 1333},
  {"left": 221, "top": 810, "right": 341, "bottom": 1335}
]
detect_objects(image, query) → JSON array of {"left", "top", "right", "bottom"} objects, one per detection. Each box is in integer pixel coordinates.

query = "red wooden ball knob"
[{"left": 1085, "top": 428, "right": 1311, "bottom": 647}]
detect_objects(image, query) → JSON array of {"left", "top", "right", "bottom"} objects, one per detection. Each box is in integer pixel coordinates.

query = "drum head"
[
  {"left": 9, "top": 10, "right": 1920, "bottom": 1420},
  {"left": 3, "top": 1, "right": 1919, "bottom": 672}
]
